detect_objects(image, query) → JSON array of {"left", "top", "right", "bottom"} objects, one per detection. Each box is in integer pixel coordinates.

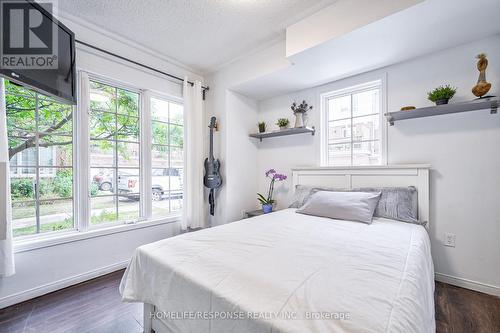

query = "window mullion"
[
  {"left": 141, "top": 91, "right": 152, "bottom": 219},
  {"left": 76, "top": 71, "right": 91, "bottom": 232},
  {"left": 35, "top": 94, "right": 40, "bottom": 234}
]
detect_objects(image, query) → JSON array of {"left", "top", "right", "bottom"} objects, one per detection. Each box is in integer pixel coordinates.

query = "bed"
[{"left": 120, "top": 165, "right": 435, "bottom": 333}]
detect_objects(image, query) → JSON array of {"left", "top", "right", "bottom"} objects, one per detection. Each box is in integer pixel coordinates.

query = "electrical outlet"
[{"left": 444, "top": 233, "right": 456, "bottom": 247}]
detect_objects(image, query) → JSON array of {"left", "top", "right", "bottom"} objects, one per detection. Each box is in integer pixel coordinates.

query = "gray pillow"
[
  {"left": 289, "top": 185, "right": 339, "bottom": 208},
  {"left": 290, "top": 186, "right": 422, "bottom": 225},
  {"left": 357, "top": 187, "right": 421, "bottom": 225},
  {"left": 296, "top": 191, "right": 381, "bottom": 224}
]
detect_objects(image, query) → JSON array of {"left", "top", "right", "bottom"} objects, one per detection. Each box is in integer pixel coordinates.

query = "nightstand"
[{"left": 245, "top": 209, "right": 266, "bottom": 218}]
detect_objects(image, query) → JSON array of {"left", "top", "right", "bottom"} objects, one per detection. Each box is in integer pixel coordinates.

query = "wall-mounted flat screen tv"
[{"left": 0, "top": 0, "right": 76, "bottom": 104}]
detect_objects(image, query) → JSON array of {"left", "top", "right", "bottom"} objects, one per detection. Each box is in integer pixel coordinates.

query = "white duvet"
[{"left": 120, "top": 209, "right": 435, "bottom": 333}]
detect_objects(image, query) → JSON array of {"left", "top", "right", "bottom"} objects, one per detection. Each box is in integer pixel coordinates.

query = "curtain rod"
[{"left": 75, "top": 39, "right": 209, "bottom": 98}]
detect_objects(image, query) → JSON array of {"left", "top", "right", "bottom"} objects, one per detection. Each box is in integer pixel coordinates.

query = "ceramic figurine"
[{"left": 472, "top": 53, "right": 492, "bottom": 98}]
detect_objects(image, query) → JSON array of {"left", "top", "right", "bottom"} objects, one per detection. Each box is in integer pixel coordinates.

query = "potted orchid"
[{"left": 257, "top": 169, "right": 287, "bottom": 213}]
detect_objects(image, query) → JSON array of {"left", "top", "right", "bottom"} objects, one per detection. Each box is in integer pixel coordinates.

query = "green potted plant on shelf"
[
  {"left": 276, "top": 118, "right": 290, "bottom": 130},
  {"left": 257, "top": 169, "right": 287, "bottom": 213},
  {"left": 428, "top": 85, "right": 457, "bottom": 105},
  {"left": 258, "top": 121, "right": 266, "bottom": 133}
]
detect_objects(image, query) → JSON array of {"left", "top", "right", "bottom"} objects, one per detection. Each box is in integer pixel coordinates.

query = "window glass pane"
[
  {"left": 39, "top": 199, "right": 74, "bottom": 234},
  {"left": 170, "top": 146, "right": 183, "bottom": 170},
  {"left": 90, "top": 168, "right": 115, "bottom": 195},
  {"left": 6, "top": 80, "right": 73, "bottom": 237},
  {"left": 38, "top": 136, "right": 73, "bottom": 167},
  {"left": 150, "top": 96, "right": 183, "bottom": 218},
  {"left": 90, "top": 111, "right": 116, "bottom": 140},
  {"left": 328, "top": 95, "right": 351, "bottom": 120},
  {"left": 90, "top": 196, "right": 118, "bottom": 225},
  {"left": 12, "top": 202, "right": 36, "bottom": 237},
  {"left": 352, "top": 115, "right": 380, "bottom": 142},
  {"left": 117, "top": 169, "right": 140, "bottom": 195},
  {"left": 151, "top": 98, "right": 169, "bottom": 123},
  {"left": 116, "top": 114, "right": 139, "bottom": 142},
  {"left": 152, "top": 122, "right": 169, "bottom": 145},
  {"left": 353, "top": 140, "right": 381, "bottom": 165},
  {"left": 169, "top": 102, "right": 183, "bottom": 125},
  {"left": 152, "top": 145, "right": 169, "bottom": 168},
  {"left": 7, "top": 110, "right": 36, "bottom": 135},
  {"left": 90, "top": 141, "right": 115, "bottom": 168},
  {"left": 117, "top": 142, "right": 140, "bottom": 167},
  {"left": 90, "top": 81, "right": 115, "bottom": 112},
  {"left": 328, "top": 143, "right": 351, "bottom": 166},
  {"left": 9, "top": 146, "right": 36, "bottom": 167},
  {"left": 37, "top": 104, "right": 73, "bottom": 135},
  {"left": 353, "top": 89, "right": 379, "bottom": 117},
  {"left": 118, "top": 195, "right": 139, "bottom": 221},
  {"left": 328, "top": 119, "right": 351, "bottom": 144},
  {"left": 10, "top": 174, "right": 35, "bottom": 201},
  {"left": 117, "top": 89, "right": 139, "bottom": 116},
  {"left": 5, "top": 80, "right": 36, "bottom": 97},
  {"left": 169, "top": 196, "right": 183, "bottom": 213},
  {"left": 39, "top": 169, "right": 73, "bottom": 200},
  {"left": 169, "top": 124, "right": 183, "bottom": 148}
]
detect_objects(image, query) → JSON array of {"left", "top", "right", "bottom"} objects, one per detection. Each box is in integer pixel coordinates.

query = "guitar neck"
[{"left": 209, "top": 126, "right": 214, "bottom": 161}]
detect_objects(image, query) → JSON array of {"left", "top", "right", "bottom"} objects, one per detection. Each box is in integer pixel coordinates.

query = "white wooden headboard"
[{"left": 292, "top": 165, "right": 431, "bottom": 226}]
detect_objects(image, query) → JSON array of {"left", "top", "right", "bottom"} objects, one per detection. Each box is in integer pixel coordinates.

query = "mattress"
[{"left": 120, "top": 208, "right": 435, "bottom": 333}]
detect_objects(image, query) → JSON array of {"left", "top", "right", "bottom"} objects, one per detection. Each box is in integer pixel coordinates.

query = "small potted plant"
[
  {"left": 428, "top": 85, "right": 457, "bottom": 105},
  {"left": 276, "top": 118, "right": 290, "bottom": 130},
  {"left": 257, "top": 169, "right": 287, "bottom": 213},
  {"left": 258, "top": 121, "right": 266, "bottom": 133},
  {"left": 291, "top": 100, "right": 313, "bottom": 127}
]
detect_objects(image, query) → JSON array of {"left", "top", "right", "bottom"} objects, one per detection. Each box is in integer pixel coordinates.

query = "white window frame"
[
  {"left": 14, "top": 71, "right": 184, "bottom": 251},
  {"left": 320, "top": 78, "right": 387, "bottom": 167}
]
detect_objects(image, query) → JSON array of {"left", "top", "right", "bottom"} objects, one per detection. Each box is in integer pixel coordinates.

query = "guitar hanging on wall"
[{"left": 203, "top": 116, "right": 222, "bottom": 216}]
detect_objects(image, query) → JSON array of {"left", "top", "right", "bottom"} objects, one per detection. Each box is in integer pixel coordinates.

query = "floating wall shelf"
[
  {"left": 249, "top": 126, "right": 315, "bottom": 142},
  {"left": 385, "top": 98, "right": 498, "bottom": 126}
]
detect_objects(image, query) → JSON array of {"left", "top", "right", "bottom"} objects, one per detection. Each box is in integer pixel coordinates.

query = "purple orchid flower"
[{"left": 257, "top": 169, "right": 288, "bottom": 206}]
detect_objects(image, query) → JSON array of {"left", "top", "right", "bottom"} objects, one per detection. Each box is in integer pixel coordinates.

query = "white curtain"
[
  {"left": 0, "top": 79, "right": 15, "bottom": 277},
  {"left": 182, "top": 79, "right": 207, "bottom": 229}
]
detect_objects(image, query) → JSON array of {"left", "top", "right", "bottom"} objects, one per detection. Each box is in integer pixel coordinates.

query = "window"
[
  {"left": 6, "top": 80, "right": 74, "bottom": 237},
  {"left": 150, "top": 97, "right": 184, "bottom": 218},
  {"left": 322, "top": 80, "right": 384, "bottom": 166},
  {"left": 89, "top": 80, "right": 141, "bottom": 225}
]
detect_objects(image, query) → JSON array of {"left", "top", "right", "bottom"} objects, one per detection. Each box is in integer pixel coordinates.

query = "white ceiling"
[{"left": 58, "top": 0, "right": 337, "bottom": 74}]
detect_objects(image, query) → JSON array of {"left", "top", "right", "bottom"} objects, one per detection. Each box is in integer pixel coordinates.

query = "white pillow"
[{"left": 296, "top": 191, "right": 381, "bottom": 224}]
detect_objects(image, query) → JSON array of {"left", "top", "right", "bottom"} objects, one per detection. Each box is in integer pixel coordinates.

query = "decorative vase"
[
  {"left": 279, "top": 126, "right": 288, "bottom": 131},
  {"left": 435, "top": 99, "right": 449, "bottom": 105},
  {"left": 294, "top": 113, "right": 304, "bottom": 128},
  {"left": 262, "top": 204, "right": 273, "bottom": 214}
]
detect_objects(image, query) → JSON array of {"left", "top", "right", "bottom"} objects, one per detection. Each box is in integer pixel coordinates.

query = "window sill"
[{"left": 14, "top": 216, "right": 181, "bottom": 253}]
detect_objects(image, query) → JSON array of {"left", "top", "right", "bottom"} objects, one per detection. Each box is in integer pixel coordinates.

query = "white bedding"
[{"left": 120, "top": 209, "right": 435, "bottom": 333}]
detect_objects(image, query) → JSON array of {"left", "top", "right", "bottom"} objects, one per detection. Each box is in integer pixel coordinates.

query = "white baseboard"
[
  {"left": 435, "top": 272, "right": 500, "bottom": 297},
  {"left": 0, "top": 260, "right": 129, "bottom": 309}
]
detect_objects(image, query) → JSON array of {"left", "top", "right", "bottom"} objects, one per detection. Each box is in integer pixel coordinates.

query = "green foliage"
[
  {"left": 427, "top": 85, "right": 457, "bottom": 102},
  {"left": 257, "top": 193, "right": 275, "bottom": 205},
  {"left": 258, "top": 122, "right": 266, "bottom": 132},
  {"left": 91, "top": 209, "right": 118, "bottom": 224},
  {"left": 90, "top": 182, "right": 99, "bottom": 196},
  {"left": 10, "top": 178, "right": 34, "bottom": 199},
  {"left": 276, "top": 118, "right": 290, "bottom": 128},
  {"left": 53, "top": 169, "right": 73, "bottom": 198}
]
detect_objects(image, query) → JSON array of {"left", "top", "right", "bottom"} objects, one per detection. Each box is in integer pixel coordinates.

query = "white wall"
[
  {"left": 0, "top": 13, "right": 202, "bottom": 308},
  {"left": 206, "top": 41, "right": 288, "bottom": 224},
  {"left": 256, "top": 35, "right": 500, "bottom": 294}
]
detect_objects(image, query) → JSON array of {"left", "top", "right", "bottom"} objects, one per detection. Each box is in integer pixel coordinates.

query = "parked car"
[
  {"left": 92, "top": 173, "right": 113, "bottom": 192},
  {"left": 117, "top": 168, "right": 183, "bottom": 200}
]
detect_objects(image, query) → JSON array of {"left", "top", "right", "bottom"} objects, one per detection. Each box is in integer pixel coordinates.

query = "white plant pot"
[{"left": 294, "top": 113, "right": 304, "bottom": 128}]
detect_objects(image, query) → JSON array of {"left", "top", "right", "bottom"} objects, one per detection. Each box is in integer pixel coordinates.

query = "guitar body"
[
  {"left": 203, "top": 157, "right": 222, "bottom": 189},
  {"left": 204, "top": 116, "right": 222, "bottom": 216}
]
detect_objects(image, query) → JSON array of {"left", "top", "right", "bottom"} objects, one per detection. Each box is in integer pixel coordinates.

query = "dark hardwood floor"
[{"left": 0, "top": 270, "right": 498, "bottom": 333}]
